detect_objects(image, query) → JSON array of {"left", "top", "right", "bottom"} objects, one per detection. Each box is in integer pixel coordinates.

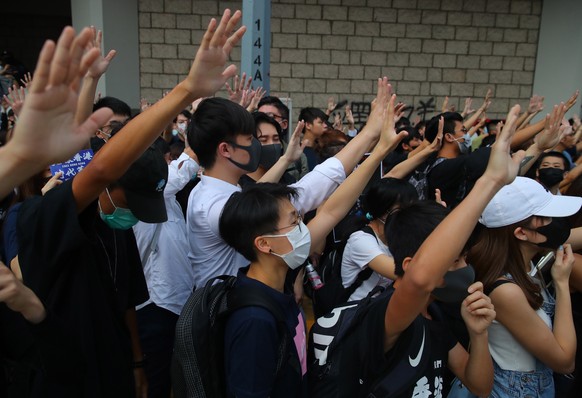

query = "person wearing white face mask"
[{"left": 218, "top": 94, "right": 407, "bottom": 398}]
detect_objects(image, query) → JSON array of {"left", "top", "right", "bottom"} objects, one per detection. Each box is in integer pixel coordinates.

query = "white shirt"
[
  {"left": 341, "top": 229, "right": 393, "bottom": 302},
  {"left": 488, "top": 274, "right": 553, "bottom": 371},
  {"left": 133, "top": 153, "right": 199, "bottom": 314},
  {"left": 187, "top": 157, "right": 346, "bottom": 288}
]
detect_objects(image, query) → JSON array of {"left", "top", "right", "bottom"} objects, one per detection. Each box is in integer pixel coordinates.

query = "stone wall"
[{"left": 138, "top": 0, "right": 542, "bottom": 120}]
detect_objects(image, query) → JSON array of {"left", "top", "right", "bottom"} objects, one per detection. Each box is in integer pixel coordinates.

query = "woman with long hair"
[{"left": 469, "top": 176, "right": 582, "bottom": 397}]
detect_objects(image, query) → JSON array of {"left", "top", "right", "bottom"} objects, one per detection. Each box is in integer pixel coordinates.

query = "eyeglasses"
[
  {"left": 265, "top": 112, "right": 285, "bottom": 122},
  {"left": 265, "top": 213, "right": 303, "bottom": 236}
]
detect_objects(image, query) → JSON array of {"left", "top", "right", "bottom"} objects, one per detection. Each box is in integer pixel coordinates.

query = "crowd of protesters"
[{"left": 1, "top": 8, "right": 582, "bottom": 398}]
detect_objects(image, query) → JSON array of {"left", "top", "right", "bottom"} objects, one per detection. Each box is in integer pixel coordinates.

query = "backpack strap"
[
  {"left": 485, "top": 279, "right": 515, "bottom": 296},
  {"left": 226, "top": 285, "right": 301, "bottom": 377}
]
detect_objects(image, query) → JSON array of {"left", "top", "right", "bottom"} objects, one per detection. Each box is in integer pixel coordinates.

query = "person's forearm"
[
  {"left": 75, "top": 75, "right": 100, "bottom": 129},
  {"left": 463, "top": 106, "right": 484, "bottom": 130},
  {"left": 566, "top": 227, "right": 582, "bottom": 252},
  {"left": 552, "top": 281, "right": 576, "bottom": 370},
  {"left": 463, "top": 332, "right": 493, "bottom": 397},
  {"left": 385, "top": 147, "right": 433, "bottom": 179},
  {"left": 334, "top": 126, "right": 378, "bottom": 175},
  {"left": 80, "top": 82, "right": 194, "bottom": 188},
  {"left": 407, "top": 140, "right": 429, "bottom": 159},
  {"left": 259, "top": 156, "right": 293, "bottom": 183},
  {"left": 511, "top": 118, "right": 545, "bottom": 150},
  {"left": 407, "top": 177, "right": 502, "bottom": 291},
  {"left": 517, "top": 112, "right": 537, "bottom": 130},
  {"left": 518, "top": 142, "right": 542, "bottom": 175}
]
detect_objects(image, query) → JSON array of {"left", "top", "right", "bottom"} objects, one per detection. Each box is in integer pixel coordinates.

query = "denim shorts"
[{"left": 491, "top": 360, "right": 554, "bottom": 398}]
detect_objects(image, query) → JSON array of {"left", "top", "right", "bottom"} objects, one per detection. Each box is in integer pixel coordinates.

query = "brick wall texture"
[{"left": 138, "top": 0, "right": 542, "bottom": 120}]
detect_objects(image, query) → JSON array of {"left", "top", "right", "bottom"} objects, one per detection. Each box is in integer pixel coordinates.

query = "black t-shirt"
[
  {"left": 16, "top": 180, "right": 148, "bottom": 397},
  {"left": 427, "top": 147, "right": 491, "bottom": 208},
  {"left": 303, "top": 147, "right": 320, "bottom": 171},
  {"left": 338, "top": 295, "right": 457, "bottom": 397}
]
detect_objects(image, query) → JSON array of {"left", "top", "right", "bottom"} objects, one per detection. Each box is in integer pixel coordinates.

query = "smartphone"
[{"left": 531, "top": 251, "right": 555, "bottom": 285}]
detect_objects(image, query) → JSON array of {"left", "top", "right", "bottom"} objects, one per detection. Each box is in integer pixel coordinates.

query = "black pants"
[{"left": 136, "top": 303, "right": 179, "bottom": 398}]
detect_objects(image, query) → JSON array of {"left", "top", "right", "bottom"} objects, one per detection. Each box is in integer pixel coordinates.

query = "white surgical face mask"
[
  {"left": 263, "top": 221, "right": 311, "bottom": 269},
  {"left": 177, "top": 122, "right": 187, "bottom": 133}
]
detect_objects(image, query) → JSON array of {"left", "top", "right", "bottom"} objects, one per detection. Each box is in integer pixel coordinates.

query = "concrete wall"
[
  {"left": 138, "top": 0, "right": 543, "bottom": 120},
  {"left": 533, "top": 0, "right": 582, "bottom": 121}
]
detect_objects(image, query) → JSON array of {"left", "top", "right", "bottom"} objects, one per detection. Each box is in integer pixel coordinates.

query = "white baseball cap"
[{"left": 479, "top": 177, "right": 582, "bottom": 228}]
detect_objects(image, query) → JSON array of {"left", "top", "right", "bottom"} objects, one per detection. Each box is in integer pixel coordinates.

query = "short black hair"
[
  {"left": 395, "top": 126, "right": 421, "bottom": 153},
  {"left": 424, "top": 112, "right": 463, "bottom": 142},
  {"left": 298, "top": 107, "right": 328, "bottom": 124},
  {"left": 258, "top": 96, "right": 289, "bottom": 121},
  {"left": 174, "top": 109, "right": 192, "bottom": 123},
  {"left": 152, "top": 137, "right": 170, "bottom": 155},
  {"left": 93, "top": 96, "right": 132, "bottom": 118},
  {"left": 187, "top": 97, "right": 255, "bottom": 168},
  {"left": 385, "top": 201, "right": 449, "bottom": 276},
  {"left": 219, "top": 183, "right": 298, "bottom": 262},
  {"left": 537, "top": 150, "right": 570, "bottom": 171},
  {"left": 253, "top": 112, "right": 282, "bottom": 139},
  {"left": 362, "top": 177, "right": 418, "bottom": 219}
]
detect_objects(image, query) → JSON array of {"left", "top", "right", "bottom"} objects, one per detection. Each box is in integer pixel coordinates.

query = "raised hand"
[
  {"left": 428, "top": 116, "right": 444, "bottom": 153},
  {"left": 441, "top": 96, "right": 449, "bottom": 113},
  {"left": 247, "top": 86, "right": 265, "bottom": 112},
  {"left": 8, "top": 27, "right": 113, "bottom": 166},
  {"left": 333, "top": 112, "right": 343, "bottom": 130},
  {"left": 140, "top": 97, "right": 151, "bottom": 112},
  {"left": 528, "top": 94, "right": 544, "bottom": 114},
  {"left": 534, "top": 103, "right": 566, "bottom": 151},
  {"left": 564, "top": 90, "right": 579, "bottom": 112},
  {"left": 225, "top": 72, "right": 252, "bottom": 103},
  {"left": 326, "top": 96, "right": 337, "bottom": 116},
  {"left": 461, "top": 97, "right": 475, "bottom": 118},
  {"left": 345, "top": 105, "right": 355, "bottom": 129},
  {"left": 551, "top": 244, "right": 574, "bottom": 285},
  {"left": 461, "top": 282, "right": 496, "bottom": 336},
  {"left": 483, "top": 104, "right": 525, "bottom": 187},
  {"left": 184, "top": 10, "right": 246, "bottom": 99},
  {"left": 281, "top": 120, "right": 306, "bottom": 163},
  {"left": 86, "top": 27, "right": 117, "bottom": 79},
  {"left": 364, "top": 77, "right": 391, "bottom": 137},
  {"left": 377, "top": 94, "right": 407, "bottom": 152},
  {"left": 20, "top": 72, "right": 33, "bottom": 89},
  {"left": 4, "top": 84, "right": 26, "bottom": 116}
]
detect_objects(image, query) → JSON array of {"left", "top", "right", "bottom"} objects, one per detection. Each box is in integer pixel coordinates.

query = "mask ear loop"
[{"left": 104, "top": 188, "right": 119, "bottom": 211}]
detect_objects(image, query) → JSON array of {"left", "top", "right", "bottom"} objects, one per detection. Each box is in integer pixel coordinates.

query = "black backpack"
[
  {"left": 312, "top": 225, "right": 378, "bottom": 318},
  {"left": 308, "top": 287, "right": 434, "bottom": 397},
  {"left": 172, "top": 275, "right": 293, "bottom": 398}
]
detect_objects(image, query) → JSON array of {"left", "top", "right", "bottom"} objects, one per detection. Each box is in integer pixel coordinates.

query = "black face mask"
[
  {"left": 227, "top": 137, "right": 262, "bottom": 172},
  {"left": 533, "top": 217, "right": 571, "bottom": 250},
  {"left": 538, "top": 168, "right": 564, "bottom": 188},
  {"left": 259, "top": 143, "right": 282, "bottom": 169},
  {"left": 432, "top": 265, "right": 475, "bottom": 303}
]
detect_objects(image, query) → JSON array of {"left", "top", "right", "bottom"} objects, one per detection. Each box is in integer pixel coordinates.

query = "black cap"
[{"left": 118, "top": 146, "right": 168, "bottom": 223}]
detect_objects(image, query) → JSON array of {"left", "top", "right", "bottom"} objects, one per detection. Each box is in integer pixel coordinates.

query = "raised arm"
[
  {"left": 75, "top": 27, "right": 117, "bottom": 127},
  {"left": 332, "top": 78, "right": 391, "bottom": 175},
  {"left": 463, "top": 89, "right": 491, "bottom": 129},
  {"left": 385, "top": 116, "right": 443, "bottom": 179},
  {"left": 258, "top": 121, "right": 305, "bottom": 183},
  {"left": 307, "top": 94, "right": 406, "bottom": 250},
  {"left": 0, "top": 27, "right": 112, "bottom": 198},
  {"left": 72, "top": 9, "right": 246, "bottom": 212},
  {"left": 384, "top": 104, "right": 525, "bottom": 348}
]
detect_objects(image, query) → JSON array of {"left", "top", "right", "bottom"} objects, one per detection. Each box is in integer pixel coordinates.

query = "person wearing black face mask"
[
  {"left": 239, "top": 112, "right": 299, "bottom": 188},
  {"left": 470, "top": 176, "right": 582, "bottom": 398},
  {"left": 535, "top": 151, "right": 569, "bottom": 195}
]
